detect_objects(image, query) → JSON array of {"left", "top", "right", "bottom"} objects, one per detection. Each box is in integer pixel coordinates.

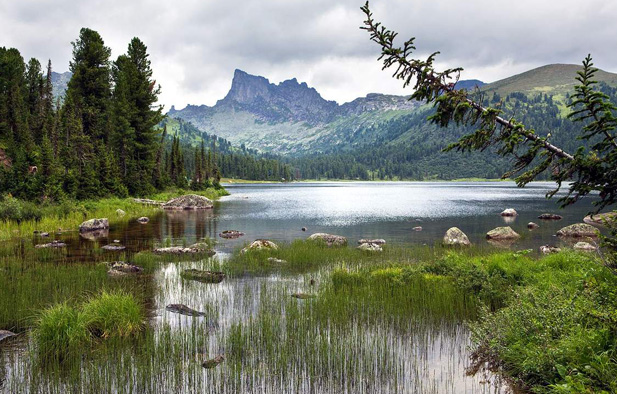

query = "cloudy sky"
[{"left": 2, "top": 0, "right": 616, "bottom": 110}]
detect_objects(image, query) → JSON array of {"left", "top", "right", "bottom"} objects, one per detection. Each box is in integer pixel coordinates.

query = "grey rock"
[
  {"left": 538, "top": 213, "right": 562, "bottom": 220},
  {"left": 357, "top": 239, "right": 386, "bottom": 245},
  {"left": 166, "top": 304, "right": 207, "bottom": 316},
  {"left": 154, "top": 243, "right": 216, "bottom": 256},
  {"left": 241, "top": 239, "right": 279, "bottom": 253},
  {"left": 116, "top": 209, "right": 126, "bottom": 216},
  {"left": 0, "top": 330, "right": 16, "bottom": 343},
  {"left": 556, "top": 223, "right": 600, "bottom": 238},
  {"left": 107, "top": 261, "right": 143, "bottom": 276},
  {"left": 573, "top": 241, "right": 597, "bottom": 251},
  {"left": 412, "top": 226, "right": 423, "bottom": 231},
  {"left": 443, "top": 227, "right": 471, "bottom": 246},
  {"left": 539, "top": 245, "right": 561, "bottom": 254},
  {"left": 486, "top": 226, "right": 520, "bottom": 240},
  {"left": 137, "top": 217, "right": 149, "bottom": 223},
  {"left": 163, "top": 194, "right": 213, "bottom": 210},
  {"left": 35, "top": 240, "right": 67, "bottom": 249},
  {"left": 357, "top": 243, "right": 383, "bottom": 252},
  {"left": 583, "top": 212, "right": 617, "bottom": 226},
  {"left": 219, "top": 230, "right": 244, "bottom": 239},
  {"left": 102, "top": 244, "right": 126, "bottom": 251},
  {"left": 79, "top": 218, "right": 109, "bottom": 233},
  {"left": 500, "top": 208, "right": 518, "bottom": 217},
  {"left": 308, "top": 233, "right": 347, "bottom": 247},
  {"left": 527, "top": 222, "right": 539, "bottom": 229},
  {"left": 181, "top": 269, "right": 225, "bottom": 283},
  {"left": 202, "top": 354, "right": 225, "bottom": 369}
]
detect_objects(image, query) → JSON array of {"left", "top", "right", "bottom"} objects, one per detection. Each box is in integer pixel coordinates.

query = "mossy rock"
[{"left": 181, "top": 269, "right": 225, "bottom": 284}]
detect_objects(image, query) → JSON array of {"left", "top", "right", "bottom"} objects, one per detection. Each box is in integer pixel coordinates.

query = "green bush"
[{"left": 0, "top": 195, "right": 23, "bottom": 222}]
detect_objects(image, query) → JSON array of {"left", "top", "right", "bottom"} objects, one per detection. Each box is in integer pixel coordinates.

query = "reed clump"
[{"left": 33, "top": 290, "right": 145, "bottom": 362}]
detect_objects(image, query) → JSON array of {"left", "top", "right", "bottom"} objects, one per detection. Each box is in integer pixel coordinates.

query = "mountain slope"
[{"left": 481, "top": 64, "right": 617, "bottom": 97}]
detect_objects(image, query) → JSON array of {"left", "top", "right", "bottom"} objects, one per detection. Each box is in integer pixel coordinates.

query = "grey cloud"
[{"left": 1, "top": 0, "right": 616, "bottom": 108}]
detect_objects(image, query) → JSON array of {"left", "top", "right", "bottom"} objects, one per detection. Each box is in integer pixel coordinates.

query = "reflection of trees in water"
[{"left": 161, "top": 210, "right": 217, "bottom": 243}]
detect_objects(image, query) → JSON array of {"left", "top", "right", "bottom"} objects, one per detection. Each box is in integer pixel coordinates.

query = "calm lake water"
[
  {"left": 1, "top": 182, "right": 601, "bottom": 393},
  {"left": 46, "top": 182, "right": 599, "bottom": 259}
]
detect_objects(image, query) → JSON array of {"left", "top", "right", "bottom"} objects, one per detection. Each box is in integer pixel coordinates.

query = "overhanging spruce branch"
[{"left": 360, "top": 1, "right": 574, "bottom": 162}]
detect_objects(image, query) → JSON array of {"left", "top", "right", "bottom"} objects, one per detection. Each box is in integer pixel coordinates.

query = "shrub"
[{"left": 0, "top": 195, "right": 22, "bottom": 222}]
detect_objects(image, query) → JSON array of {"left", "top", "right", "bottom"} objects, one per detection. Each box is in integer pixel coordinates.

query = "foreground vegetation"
[{"left": 2, "top": 233, "right": 616, "bottom": 392}]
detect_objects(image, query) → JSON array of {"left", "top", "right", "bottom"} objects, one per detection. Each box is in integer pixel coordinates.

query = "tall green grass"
[{"left": 33, "top": 291, "right": 145, "bottom": 363}]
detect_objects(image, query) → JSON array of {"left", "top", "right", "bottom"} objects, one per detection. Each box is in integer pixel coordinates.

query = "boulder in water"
[
  {"left": 527, "top": 222, "right": 539, "bottom": 229},
  {"left": 137, "top": 217, "right": 149, "bottom": 224},
  {"left": 443, "top": 227, "right": 471, "bottom": 246},
  {"left": 573, "top": 241, "right": 597, "bottom": 252},
  {"left": 357, "top": 242, "right": 383, "bottom": 252},
  {"left": 202, "top": 355, "right": 225, "bottom": 369},
  {"left": 153, "top": 243, "right": 215, "bottom": 256},
  {"left": 556, "top": 223, "right": 600, "bottom": 238},
  {"left": 35, "top": 240, "right": 67, "bottom": 249},
  {"left": 583, "top": 212, "right": 617, "bottom": 226},
  {"left": 79, "top": 218, "right": 109, "bottom": 233},
  {"left": 0, "top": 330, "right": 16, "bottom": 343},
  {"left": 500, "top": 208, "right": 518, "bottom": 217},
  {"left": 102, "top": 244, "right": 125, "bottom": 251},
  {"left": 241, "top": 239, "right": 279, "bottom": 253},
  {"left": 412, "top": 226, "right": 423, "bottom": 231},
  {"left": 163, "top": 194, "right": 213, "bottom": 210},
  {"left": 538, "top": 213, "right": 562, "bottom": 220},
  {"left": 166, "top": 304, "right": 207, "bottom": 317},
  {"left": 107, "top": 261, "right": 143, "bottom": 276},
  {"left": 539, "top": 245, "right": 561, "bottom": 254},
  {"left": 357, "top": 239, "right": 386, "bottom": 245},
  {"left": 181, "top": 269, "right": 225, "bottom": 283},
  {"left": 486, "top": 226, "right": 520, "bottom": 240},
  {"left": 219, "top": 230, "right": 244, "bottom": 239},
  {"left": 291, "top": 293, "right": 316, "bottom": 299},
  {"left": 308, "top": 233, "right": 348, "bottom": 247}
]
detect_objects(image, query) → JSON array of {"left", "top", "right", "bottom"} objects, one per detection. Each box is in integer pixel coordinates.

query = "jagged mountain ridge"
[{"left": 167, "top": 69, "right": 423, "bottom": 154}]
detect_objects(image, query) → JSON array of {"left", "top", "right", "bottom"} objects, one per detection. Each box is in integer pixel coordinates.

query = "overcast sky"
[{"left": 2, "top": 0, "right": 616, "bottom": 110}]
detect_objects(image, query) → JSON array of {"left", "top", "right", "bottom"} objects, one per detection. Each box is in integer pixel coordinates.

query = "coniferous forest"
[{"left": 0, "top": 28, "right": 295, "bottom": 202}]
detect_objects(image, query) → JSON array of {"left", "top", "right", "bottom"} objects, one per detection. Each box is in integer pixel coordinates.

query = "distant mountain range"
[{"left": 167, "top": 64, "right": 617, "bottom": 157}]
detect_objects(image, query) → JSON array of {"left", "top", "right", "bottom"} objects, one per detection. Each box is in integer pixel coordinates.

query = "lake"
[{"left": 0, "top": 182, "right": 600, "bottom": 393}]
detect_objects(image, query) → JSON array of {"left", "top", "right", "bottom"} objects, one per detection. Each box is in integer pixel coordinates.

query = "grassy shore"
[{"left": 0, "top": 187, "right": 228, "bottom": 241}]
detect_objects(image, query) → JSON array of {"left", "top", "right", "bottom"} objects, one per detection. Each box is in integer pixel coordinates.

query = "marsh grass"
[
  {"left": 32, "top": 303, "right": 91, "bottom": 363},
  {"left": 32, "top": 291, "right": 145, "bottom": 364},
  {"left": 224, "top": 239, "right": 441, "bottom": 276},
  {"left": 81, "top": 290, "right": 145, "bottom": 338}
]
